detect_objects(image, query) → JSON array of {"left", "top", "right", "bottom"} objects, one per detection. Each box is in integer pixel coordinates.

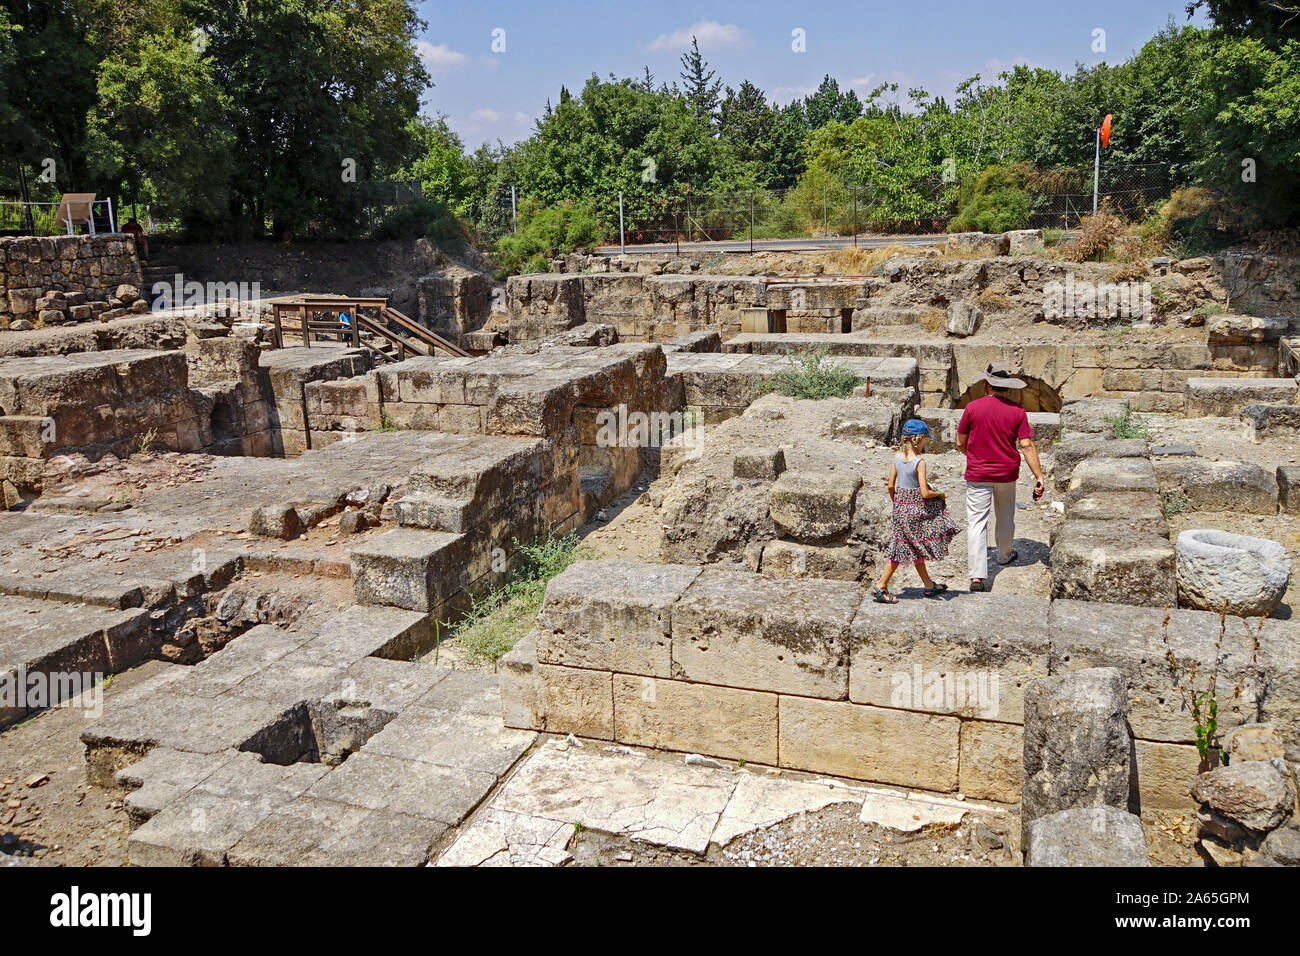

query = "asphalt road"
[{"left": 595, "top": 234, "right": 948, "bottom": 256}]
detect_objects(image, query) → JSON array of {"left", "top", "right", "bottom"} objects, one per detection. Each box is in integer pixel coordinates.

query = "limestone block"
[
  {"left": 1049, "top": 519, "right": 1176, "bottom": 607},
  {"left": 612, "top": 675, "right": 777, "bottom": 764},
  {"left": 534, "top": 559, "right": 701, "bottom": 677},
  {"left": 849, "top": 592, "right": 1049, "bottom": 723},
  {"left": 672, "top": 566, "right": 860, "bottom": 698},
  {"left": 1048, "top": 600, "right": 1262, "bottom": 743},
  {"left": 1154, "top": 457, "right": 1277, "bottom": 515},
  {"left": 1185, "top": 377, "right": 1298, "bottom": 418},
  {"left": 959, "top": 719, "right": 1022, "bottom": 803},
  {"left": 768, "top": 470, "right": 863, "bottom": 541},
  {"left": 536, "top": 664, "right": 614, "bottom": 740},
  {"left": 1022, "top": 668, "right": 1131, "bottom": 831},
  {"left": 778, "top": 697, "right": 960, "bottom": 791}
]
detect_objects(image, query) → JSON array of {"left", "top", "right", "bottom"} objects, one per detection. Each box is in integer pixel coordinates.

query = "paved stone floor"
[{"left": 434, "top": 738, "right": 1019, "bottom": 866}]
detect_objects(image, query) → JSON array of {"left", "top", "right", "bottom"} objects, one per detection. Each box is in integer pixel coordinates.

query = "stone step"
[
  {"left": 349, "top": 527, "right": 483, "bottom": 614},
  {"left": 0, "top": 598, "right": 151, "bottom": 727},
  {"left": 1185, "top": 377, "right": 1299, "bottom": 418}
]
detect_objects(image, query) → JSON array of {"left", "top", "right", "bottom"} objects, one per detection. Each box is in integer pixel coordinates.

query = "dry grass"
[
  {"left": 818, "top": 244, "right": 917, "bottom": 275},
  {"left": 976, "top": 288, "right": 1013, "bottom": 311},
  {"left": 1056, "top": 209, "right": 1125, "bottom": 262},
  {"left": 918, "top": 308, "right": 947, "bottom": 332}
]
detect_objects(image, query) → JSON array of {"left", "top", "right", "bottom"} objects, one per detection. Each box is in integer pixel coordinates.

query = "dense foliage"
[{"left": 0, "top": 2, "right": 1294, "bottom": 244}]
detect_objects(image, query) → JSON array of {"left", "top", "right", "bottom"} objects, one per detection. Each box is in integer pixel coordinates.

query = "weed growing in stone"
[
  {"left": 451, "top": 531, "right": 592, "bottom": 664},
  {"left": 1163, "top": 488, "right": 1191, "bottom": 516},
  {"left": 1106, "top": 401, "right": 1152, "bottom": 440},
  {"left": 761, "top": 346, "right": 861, "bottom": 400}
]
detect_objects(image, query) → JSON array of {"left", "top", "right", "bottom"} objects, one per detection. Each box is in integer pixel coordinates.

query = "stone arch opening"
[{"left": 955, "top": 375, "right": 1062, "bottom": 414}]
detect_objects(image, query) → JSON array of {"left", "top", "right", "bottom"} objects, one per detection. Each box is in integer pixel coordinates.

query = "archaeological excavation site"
[
  {"left": 1, "top": 225, "right": 1298, "bottom": 873},
  {"left": 3, "top": 3, "right": 1300, "bottom": 904}
]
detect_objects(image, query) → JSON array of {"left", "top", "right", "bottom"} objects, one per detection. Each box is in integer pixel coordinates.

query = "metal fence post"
[
  {"left": 618, "top": 191, "right": 625, "bottom": 254},
  {"left": 853, "top": 186, "right": 858, "bottom": 249},
  {"left": 823, "top": 184, "right": 827, "bottom": 238},
  {"left": 674, "top": 199, "right": 680, "bottom": 257},
  {"left": 510, "top": 185, "right": 518, "bottom": 234},
  {"left": 749, "top": 193, "right": 754, "bottom": 254}
]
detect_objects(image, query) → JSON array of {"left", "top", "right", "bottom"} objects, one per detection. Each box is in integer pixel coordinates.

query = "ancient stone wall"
[
  {"left": 725, "top": 330, "right": 1283, "bottom": 413},
  {"left": 415, "top": 270, "right": 492, "bottom": 341},
  {"left": 0, "top": 234, "right": 143, "bottom": 329},
  {"left": 502, "top": 559, "right": 1294, "bottom": 810}
]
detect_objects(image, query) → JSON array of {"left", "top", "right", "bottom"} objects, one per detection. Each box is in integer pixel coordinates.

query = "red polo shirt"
[{"left": 957, "top": 395, "right": 1034, "bottom": 483}]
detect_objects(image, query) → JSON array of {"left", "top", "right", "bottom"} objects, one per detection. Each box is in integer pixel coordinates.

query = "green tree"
[
  {"left": 186, "top": 0, "right": 431, "bottom": 237},
  {"left": 678, "top": 36, "right": 721, "bottom": 127},
  {"left": 87, "top": 21, "right": 233, "bottom": 227},
  {"left": 402, "top": 115, "right": 475, "bottom": 216},
  {"left": 0, "top": 0, "right": 102, "bottom": 187}
]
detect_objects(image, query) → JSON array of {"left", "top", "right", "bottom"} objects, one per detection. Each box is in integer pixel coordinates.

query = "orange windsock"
[{"left": 1100, "top": 114, "right": 1112, "bottom": 149}]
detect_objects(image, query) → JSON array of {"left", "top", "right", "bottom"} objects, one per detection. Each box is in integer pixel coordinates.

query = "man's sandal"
[
  {"left": 871, "top": 586, "right": 898, "bottom": 604},
  {"left": 970, "top": 578, "right": 985, "bottom": 592},
  {"left": 923, "top": 583, "right": 948, "bottom": 597}
]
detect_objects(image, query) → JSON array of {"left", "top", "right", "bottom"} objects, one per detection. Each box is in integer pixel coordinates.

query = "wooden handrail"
[
  {"left": 381, "top": 305, "right": 468, "bottom": 357},
  {"left": 270, "top": 296, "right": 468, "bottom": 359}
]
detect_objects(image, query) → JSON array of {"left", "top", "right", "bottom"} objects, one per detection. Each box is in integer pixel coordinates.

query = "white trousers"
[{"left": 965, "top": 481, "right": 1017, "bottom": 580}]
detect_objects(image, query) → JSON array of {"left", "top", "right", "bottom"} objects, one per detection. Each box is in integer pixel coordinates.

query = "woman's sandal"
[
  {"left": 970, "top": 578, "right": 985, "bottom": 592},
  {"left": 871, "top": 586, "right": 898, "bottom": 604},
  {"left": 923, "top": 583, "right": 948, "bottom": 597}
]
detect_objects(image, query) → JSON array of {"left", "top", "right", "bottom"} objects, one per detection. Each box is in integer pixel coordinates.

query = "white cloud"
[
  {"left": 448, "top": 108, "right": 535, "bottom": 146},
  {"left": 648, "top": 20, "right": 750, "bottom": 52},
  {"left": 418, "top": 42, "right": 469, "bottom": 74},
  {"left": 768, "top": 85, "right": 818, "bottom": 104}
]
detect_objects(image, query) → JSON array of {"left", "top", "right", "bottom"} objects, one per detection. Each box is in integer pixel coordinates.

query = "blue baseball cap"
[{"left": 901, "top": 419, "right": 930, "bottom": 436}]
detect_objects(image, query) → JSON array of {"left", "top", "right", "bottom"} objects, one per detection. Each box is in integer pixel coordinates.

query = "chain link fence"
[{"left": 603, "top": 163, "right": 1175, "bottom": 251}]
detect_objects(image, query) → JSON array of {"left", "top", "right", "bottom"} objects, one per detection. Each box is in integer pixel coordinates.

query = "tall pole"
[
  {"left": 618, "top": 191, "right": 625, "bottom": 254},
  {"left": 1092, "top": 127, "right": 1100, "bottom": 216},
  {"left": 749, "top": 193, "right": 754, "bottom": 254},
  {"left": 853, "top": 186, "right": 858, "bottom": 249},
  {"left": 510, "top": 185, "right": 518, "bottom": 234}
]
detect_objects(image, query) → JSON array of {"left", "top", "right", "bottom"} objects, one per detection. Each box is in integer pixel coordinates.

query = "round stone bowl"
[{"left": 1176, "top": 529, "right": 1291, "bottom": 617}]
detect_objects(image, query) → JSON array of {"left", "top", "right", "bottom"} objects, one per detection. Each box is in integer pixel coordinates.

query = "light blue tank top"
[{"left": 895, "top": 453, "right": 921, "bottom": 490}]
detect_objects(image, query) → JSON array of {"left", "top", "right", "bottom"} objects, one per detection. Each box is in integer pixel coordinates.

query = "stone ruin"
[{"left": 1, "top": 238, "right": 1300, "bottom": 868}]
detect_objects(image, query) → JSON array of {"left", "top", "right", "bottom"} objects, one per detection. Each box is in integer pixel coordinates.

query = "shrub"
[
  {"left": 1139, "top": 187, "right": 1241, "bottom": 256},
  {"left": 761, "top": 347, "right": 862, "bottom": 400},
  {"left": 949, "top": 165, "right": 1031, "bottom": 234},
  {"left": 1059, "top": 207, "right": 1124, "bottom": 262},
  {"left": 372, "top": 197, "right": 465, "bottom": 245},
  {"left": 493, "top": 199, "right": 607, "bottom": 277}
]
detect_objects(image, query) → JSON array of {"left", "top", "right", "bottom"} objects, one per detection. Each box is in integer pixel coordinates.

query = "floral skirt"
[{"left": 886, "top": 487, "right": 959, "bottom": 564}]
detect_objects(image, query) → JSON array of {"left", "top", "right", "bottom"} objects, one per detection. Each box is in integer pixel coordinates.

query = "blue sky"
[{"left": 416, "top": 0, "right": 1210, "bottom": 148}]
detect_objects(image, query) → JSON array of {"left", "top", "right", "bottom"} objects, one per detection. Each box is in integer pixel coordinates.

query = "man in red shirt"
[{"left": 956, "top": 363, "right": 1046, "bottom": 592}]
